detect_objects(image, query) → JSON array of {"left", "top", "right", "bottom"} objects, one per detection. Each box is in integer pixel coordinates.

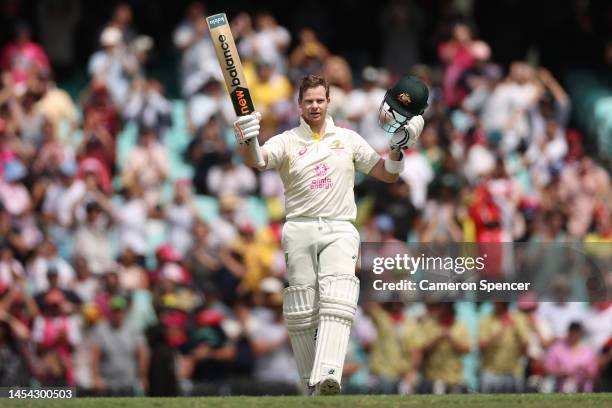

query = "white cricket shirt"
[{"left": 263, "top": 116, "right": 381, "bottom": 221}]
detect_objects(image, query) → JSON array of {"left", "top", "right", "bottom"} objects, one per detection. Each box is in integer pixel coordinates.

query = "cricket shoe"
[{"left": 318, "top": 376, "right": 341, "bottom": 396}]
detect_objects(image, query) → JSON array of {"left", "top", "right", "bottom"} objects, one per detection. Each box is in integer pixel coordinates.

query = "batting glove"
[
  {"left": 233, "top": 112, "right": 261, "bottom": 145},
  {"left": 388, "top": 115, "right": 425, "bottom": 153}
]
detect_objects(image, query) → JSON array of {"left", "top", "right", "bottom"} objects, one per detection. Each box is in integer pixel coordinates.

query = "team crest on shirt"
[
  {"left": 313, "top": 163, "right": 329, "bottom": 177},
  {"left": 330, "top": 140, "right": 344, "bottom": 150}
]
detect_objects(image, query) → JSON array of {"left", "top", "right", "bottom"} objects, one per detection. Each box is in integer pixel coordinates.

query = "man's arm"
[
  {"left": 368, "top": 150, "right": 402, "bottom": 183},
  {"left": 239, "top": 143, "right": 269, "bottom": 170}
]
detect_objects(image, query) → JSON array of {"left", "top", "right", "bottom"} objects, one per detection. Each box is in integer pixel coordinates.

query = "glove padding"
[
  {"left": 388, "top": 115, "right": 425, "bottom": 153},
  {"left": 233, "top": 112, "right": 261, "bottom": 145}
]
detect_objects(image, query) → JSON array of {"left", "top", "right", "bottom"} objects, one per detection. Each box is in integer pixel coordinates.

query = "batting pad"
[
  {"left": 283, "top": 285, "right": 318, "bottom": 393},
  {"left": 309, "top": 275, "right": 359, "bottom": 387}
]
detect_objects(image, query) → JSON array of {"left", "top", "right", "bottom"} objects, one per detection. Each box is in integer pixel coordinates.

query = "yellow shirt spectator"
[
  {"left": 478, "top": 309, "right": 530, "bottom": 377},
  {"left": 420, "top": 315, "right": 471, "bottom": 386}
]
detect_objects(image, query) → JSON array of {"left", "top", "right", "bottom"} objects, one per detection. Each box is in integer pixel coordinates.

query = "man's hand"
[
  {"left": 388, "top": 115, "right": 424, "bottom": 152},
  {"left": 233, "top": 112, "right": 261, "bottom": 145}
]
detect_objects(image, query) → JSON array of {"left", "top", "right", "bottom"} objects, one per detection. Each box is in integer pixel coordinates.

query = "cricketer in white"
[{"left": 233, "top": 75, "right": 424, "bottom": 395}]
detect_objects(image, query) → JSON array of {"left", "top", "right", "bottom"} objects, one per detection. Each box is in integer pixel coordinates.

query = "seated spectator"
[
  {"left": 28, "top": 239, "right": 76, "bottom": 294},
  {"left": 167, "top": 179, "right": 200, "bottom": 256},
  {"left": 121, "top": 127, "right": 169, "bottom": 208},
  {"left": 73, "top": 201, "right": 114, "bottom": 276},
  {"left": 71, "top": 255, "right": 98, "bottom": 304},
  {"left": 545, "top": 321, "right": 598, "bottom": 392},
  {"left": 206, "top": 152, "right": 257, "bottom": 198}
]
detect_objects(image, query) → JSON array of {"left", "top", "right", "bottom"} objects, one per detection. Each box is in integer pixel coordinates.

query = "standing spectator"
[
  {"left": 90, "top": 295, "right": 148, "bottom": 396},
  {"left": 31, "top": 289, "right": 81, "bottom": 385},
  {"left": 181, "top": 308, "right": 236, "bottom": 395},
  {"left": 0, "top": 302, "right": 31, "bottom": 386},
  {"left": 419, "top": 303, "right": 471, "bottom": 394},
  {"left": 173, "top": 2, "right": 222, "bottom": 98},
  {"left": 88, "top": 26, "right": 138, "bottom": 107},
  {"left": 0, "top": 22, "right": 50, "bottom": 89},
  {"left": 478, "top": 302, "right": 530, "bottom": 393},
  {"left": 123, "top": 79, "right": 173, "bottom": 138},
  {"left": 241, "top": 12, "right": 290, "bottom": 76},
  {"left": 545, "top": 322, "right": 598, "bottom": 393},
  {"left": 248, "top": 277, "right": 297, "bottom": 394}
]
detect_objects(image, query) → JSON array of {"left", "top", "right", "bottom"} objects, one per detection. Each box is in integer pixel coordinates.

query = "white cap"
[{"left": 100, "top": 27, "right": 122, "bottom": 47}]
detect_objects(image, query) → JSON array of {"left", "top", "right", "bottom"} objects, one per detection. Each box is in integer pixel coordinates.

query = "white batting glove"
[
  {"left": 233, "top": 112, "right": 261, "bottom": 145},
  {"left": 388, "top": 115, "right": 425, "bottom": 153}
]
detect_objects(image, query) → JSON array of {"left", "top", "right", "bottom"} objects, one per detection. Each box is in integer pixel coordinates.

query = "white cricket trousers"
[{"left": 281, "top": 217, "right": 360, "bottom": 291}]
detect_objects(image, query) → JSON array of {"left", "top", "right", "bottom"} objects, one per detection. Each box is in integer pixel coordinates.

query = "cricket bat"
[{"left": 206, "top": 13, "right": 265, "bottom": 168}]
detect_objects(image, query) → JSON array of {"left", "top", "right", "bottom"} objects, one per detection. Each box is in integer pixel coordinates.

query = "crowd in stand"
[{"left": 0, "top": 1, "right": 611, "bottom": 397}]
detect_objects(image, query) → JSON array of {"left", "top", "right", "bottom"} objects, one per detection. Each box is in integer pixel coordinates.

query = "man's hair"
[{"left": 298, "top": 75, "right": 329, "bottom": 101}]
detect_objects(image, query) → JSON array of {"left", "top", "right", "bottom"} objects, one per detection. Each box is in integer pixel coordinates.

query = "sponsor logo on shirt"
[
  {"left": 311, "top": 163, "right": 333, "bottom": 189},
  {"left": 298, "top": 145, "right": 308, "bottom": 156},
  {"left": 310, "top": 177, "right": 333, "bottom": 190},
  {"left": 314, "top": 163, "right": 329, "bottom": 177}
]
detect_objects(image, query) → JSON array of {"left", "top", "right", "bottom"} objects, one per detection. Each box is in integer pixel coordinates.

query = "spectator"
[
  {"left": 181, "top": 308, "right": 235, "bottom": 395},
  {"left": 90, "top": 295, "right": 148, "bottom": 396},
  {"left": 173, "top": 2, "right": 222, "bottom": 98},
  {"left": 123, "top": 79, "right": 172, "bottom": 138},
  {"left": 0, "top": 302, "right": 31, "bottom": 386},
  {"left": 0, "top": 22, "right": 50, "bottom": 89},
  {"left": 28, "top": 239, "right": 76, "bottom": 294},
  {"left": 545, "top": 321, "right": 598, "bottom": 392},
  {"left": 206, "top": 152, "right": 257, "bottom": 198},
  {"left": 166, "top": 179, "right": 199, "bottom": 256},
  {"left": 418, "top": 303, "right": 470, "bottom": 394},
  {"left": 248, "top": 277, "right": 297, "bottom": 394},
  {"left": 71, "top": 255, "right": 98, "bottom": 304},
  {"left": 31, "top": 288, "right": 81, "bottom": 385},
  {"left": 88, "top": 26, "right": 138, "bottom": 107},
  {"left": 121, "top": 127, "right": 169, "bottom": 207},
  {"left": 73, "top": 201, "right": 114, "bottom": 276},
  {"left": 478, "top": 302, "right": 530, "bottom": 393}
]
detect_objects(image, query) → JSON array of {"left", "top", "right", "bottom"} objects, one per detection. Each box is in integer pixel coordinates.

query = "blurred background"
[{"left": 0, "top": 0, "right": 611, "bottom": 397}]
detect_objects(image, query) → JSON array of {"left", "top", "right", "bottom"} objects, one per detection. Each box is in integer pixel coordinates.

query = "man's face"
[{"left": 299, "top": 86, "right": 329, "bottom": 127}]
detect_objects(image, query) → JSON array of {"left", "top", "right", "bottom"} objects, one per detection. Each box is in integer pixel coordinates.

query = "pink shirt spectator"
[
  {"left": 545, "top": 339, "right": 598, "bottom": 392},
  {"left": 0, "top": 41, "right": 50, "bottom": 84}
]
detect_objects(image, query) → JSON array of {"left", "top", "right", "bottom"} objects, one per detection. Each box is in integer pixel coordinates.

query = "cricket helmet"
[{"left": 379, "top": 76, "right": 429, "bottom": 133}]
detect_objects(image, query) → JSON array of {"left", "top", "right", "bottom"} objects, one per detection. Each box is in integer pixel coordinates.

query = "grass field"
[{"left": 1, "top": 394, "right": 611, "bottom": 408}]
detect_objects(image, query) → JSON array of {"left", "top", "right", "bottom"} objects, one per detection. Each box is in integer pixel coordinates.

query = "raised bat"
[{"left": 206, "top": 13, "right": 265, "bottom": 168}]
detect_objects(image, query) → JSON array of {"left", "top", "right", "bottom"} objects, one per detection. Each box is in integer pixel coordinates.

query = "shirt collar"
[{"left": 298, "top": 115, "right": 337, "bottom": 140}]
